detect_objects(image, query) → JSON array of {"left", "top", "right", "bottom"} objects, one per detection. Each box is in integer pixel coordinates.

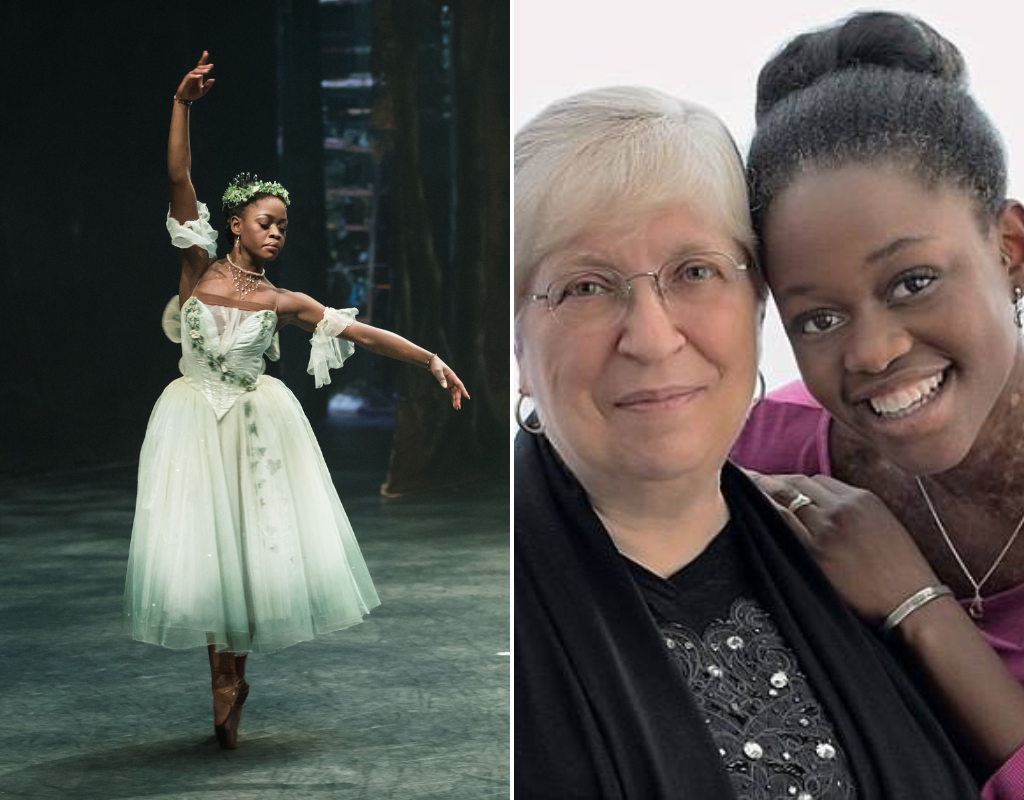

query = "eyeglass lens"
[{"left": 546, "top": 252, "right": 745, "bottom": 328}]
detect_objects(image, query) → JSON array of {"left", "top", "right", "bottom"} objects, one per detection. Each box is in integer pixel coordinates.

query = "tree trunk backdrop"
[{"left": 372, "top": 0, "right": 509, "bottom": 495}]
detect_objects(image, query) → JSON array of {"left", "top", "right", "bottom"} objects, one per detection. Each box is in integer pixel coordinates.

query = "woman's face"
[
  {"left": 232, "top": 197, "right": 288, "bottom": 261},
  {"left": 517, "top": 205, "right": 761, "bottom": 491},
  {"left": 764, "top": 165, "right": 1024, "bottom": 475}
]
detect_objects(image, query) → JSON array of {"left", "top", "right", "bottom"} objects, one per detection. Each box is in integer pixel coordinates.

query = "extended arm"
[
  {"left": 755, "top": 473, "right": 1024, "bottom": 774},
  {"left": 279, "top": 290, "right": 470, "bottom": 409},
  {"left": 169, "top": 52, "right": 216, "bottom": 286}
]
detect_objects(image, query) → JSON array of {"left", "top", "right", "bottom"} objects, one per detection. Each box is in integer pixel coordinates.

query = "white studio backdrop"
[{"left": 511, "top": 0, "right": 1024, "bottom": 429}]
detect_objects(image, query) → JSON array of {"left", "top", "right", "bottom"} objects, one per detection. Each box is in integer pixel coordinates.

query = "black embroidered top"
[
  {"left": 627, "top": 524, "right": 858, "bottom": 800},
  {"left": 516, "top": 436, "right": 978, "bottom": 799}
]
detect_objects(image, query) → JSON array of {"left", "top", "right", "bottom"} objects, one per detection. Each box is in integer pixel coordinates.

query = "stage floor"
[{"left": 0, "top": 457, "right": 510, "bottom": 799}]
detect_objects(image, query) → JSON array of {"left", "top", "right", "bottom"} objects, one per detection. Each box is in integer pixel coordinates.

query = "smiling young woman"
[
  {"left": 766, "top": 166, "right": 1024, "bottom": 479},
  {"left": 733, "top": 12, "right": 1024, "bottom": 794}
]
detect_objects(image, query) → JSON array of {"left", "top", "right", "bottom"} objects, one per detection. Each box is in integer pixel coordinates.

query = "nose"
[
  {"left": 616, "top": 276, "right": 688, "bottom": 362},
  {"left": 842, "top": 312, "right": 912, "bottom": 374}
]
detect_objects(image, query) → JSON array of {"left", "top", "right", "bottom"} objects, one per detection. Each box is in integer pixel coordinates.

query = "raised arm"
[
  {"left": 278, "top": 291, "right": 470, "bottom": 410},
  {"left": 169, "top": 52, "right": 216, "bottom": 283},
  {"left": 755, "top": 473, "right": 1024, "bottom": 778}
]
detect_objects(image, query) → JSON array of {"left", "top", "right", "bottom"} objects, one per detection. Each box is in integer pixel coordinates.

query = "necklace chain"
[
  {"left": 226, "top": 253, "right": 265, "bottom": 300},
  {"left": 915, "top": 476, "right": 1024, "bottom": 620}
]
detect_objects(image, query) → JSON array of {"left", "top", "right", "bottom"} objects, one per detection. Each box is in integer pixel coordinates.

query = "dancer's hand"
[
  {"left": 175, "top": 51, "right": 216, "bottom": 102},
  {"left": 429, "top": 356, "right": 470, "bottom": 410}
]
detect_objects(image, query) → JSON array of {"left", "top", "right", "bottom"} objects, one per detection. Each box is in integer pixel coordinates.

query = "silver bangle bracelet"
[{"left": 880, "top": 584, "right": 953, "bottom": 635}]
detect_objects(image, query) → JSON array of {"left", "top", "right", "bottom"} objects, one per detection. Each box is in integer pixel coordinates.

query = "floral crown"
[{"left": 221, "top": 172, "right": 291, "bottom": 211}]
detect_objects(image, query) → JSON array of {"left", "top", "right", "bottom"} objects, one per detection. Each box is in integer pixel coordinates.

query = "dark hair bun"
[{"left": 756, "top": 11, "right": 965, "bottom": 121}]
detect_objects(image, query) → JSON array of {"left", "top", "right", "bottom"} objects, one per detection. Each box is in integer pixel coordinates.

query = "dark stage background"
[{"left": 1, "top": 1, "right": 509, "bottom": 489}]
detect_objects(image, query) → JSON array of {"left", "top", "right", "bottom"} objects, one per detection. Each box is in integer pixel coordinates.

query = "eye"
[
  {"left": 667, "top": 259, "right": 724, "bottom": 285},
  {"left": 890, "top": 268, "right": 937, "bottom": 300},
  {"left": 793, "top": 310, "right": 845, "bottom": 336},
  {"left": 553, "top": 273, "right": 618, "bottom": 305}
]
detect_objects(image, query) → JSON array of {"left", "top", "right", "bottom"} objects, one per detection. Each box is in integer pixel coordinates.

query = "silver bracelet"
[
  {"left": 880, "top": 584, "right": 953, "bottom": 635},
  {"left": 424, "top": 352, "right": 436, "bottom": 370}
]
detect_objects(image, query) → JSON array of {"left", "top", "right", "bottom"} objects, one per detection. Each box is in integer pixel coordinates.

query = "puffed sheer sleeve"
[
  {"left": 166, "top": 201, "right": 219, "bottom": 258},
  {"left": 307, "top": 307, "right": 358, "bottom": 388}
]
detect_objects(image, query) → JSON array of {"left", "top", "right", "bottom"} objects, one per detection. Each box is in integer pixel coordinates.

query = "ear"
[
  {"left": 996, "top": 200, "right": 1024, "bottom": 286},
  {"left": 229, "top": 214, "right": 243, "bottom": 236}
]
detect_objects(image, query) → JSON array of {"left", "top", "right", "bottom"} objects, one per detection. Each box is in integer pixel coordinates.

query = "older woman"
[{"left": 514, "top": 87, "right": 1024, "bottom": 799}]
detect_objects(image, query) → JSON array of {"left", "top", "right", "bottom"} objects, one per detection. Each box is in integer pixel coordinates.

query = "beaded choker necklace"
[{"left": 226, "top": 253, "right": 265, "bottom": 300}]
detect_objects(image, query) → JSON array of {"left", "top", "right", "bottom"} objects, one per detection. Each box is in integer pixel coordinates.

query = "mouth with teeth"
[{"left": 867, "top": 370, "right": 948, "bottom": 419}]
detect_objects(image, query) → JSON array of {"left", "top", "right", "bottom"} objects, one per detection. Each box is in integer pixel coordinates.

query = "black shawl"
[{"left": 514, "top": 431, "right": 978, "bottom": 799}]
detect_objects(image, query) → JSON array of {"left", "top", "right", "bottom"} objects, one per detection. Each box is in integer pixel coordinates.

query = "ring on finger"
[{"left": 786, "top": 492, "right": 813, "bottom": 513}]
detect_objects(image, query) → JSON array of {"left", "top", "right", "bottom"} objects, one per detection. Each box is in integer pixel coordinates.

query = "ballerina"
[{"left": 122, "top": 51, "right": 469, "bottom": 749}]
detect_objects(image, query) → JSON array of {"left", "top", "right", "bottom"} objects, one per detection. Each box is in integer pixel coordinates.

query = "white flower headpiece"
[{"left": 222, "top": 172, "right": 291, "bottom": 211}]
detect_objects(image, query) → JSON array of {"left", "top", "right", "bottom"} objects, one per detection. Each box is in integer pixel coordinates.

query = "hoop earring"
[
  {"left": 752, "top": 369, "right": 766, "bottom": 406},
  {"left": 1015, "top": 286, "right": 1023, "bottom": 330},
  {"left": 515, "top": 394, "right": 544, "bottom": 435}
]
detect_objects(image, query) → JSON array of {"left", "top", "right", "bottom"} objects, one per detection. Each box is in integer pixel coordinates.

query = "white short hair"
[{"left": 514, "top": 86, "right": 757, "bottom": 312}]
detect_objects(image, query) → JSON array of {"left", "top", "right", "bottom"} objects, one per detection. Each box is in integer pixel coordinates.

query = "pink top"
[{"left": 733, "top": 380, "right": 1024, "bottom": 799}]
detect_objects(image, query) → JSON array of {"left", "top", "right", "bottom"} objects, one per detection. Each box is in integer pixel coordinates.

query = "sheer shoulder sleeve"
[
  {"left": 166, "top": 201, "right": 218, "bottom": 258},
  {"left": 307, "top": 307, "right": 358, "bottom": 388}
]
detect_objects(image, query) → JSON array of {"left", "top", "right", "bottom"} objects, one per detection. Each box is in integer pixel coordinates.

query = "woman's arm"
[
  {"left": 755, "top": 473, "right": 1024, "bottom": 773},
  {"left": 169, "top": 52, "right": 216, "bottom": 286},
  {"left": 278, "top": 290, "right": 470, "bottom": 409},
  {"left": 896, "top": 594, "right": 1024, "bottom": 771}
]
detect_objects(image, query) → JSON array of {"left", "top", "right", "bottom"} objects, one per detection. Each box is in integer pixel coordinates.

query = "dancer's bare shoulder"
[{"left": 272, "top": 287, "right": 326, "bottom": 332}]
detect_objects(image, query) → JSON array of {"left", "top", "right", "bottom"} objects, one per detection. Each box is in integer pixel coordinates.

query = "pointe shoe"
[
  {"left": 228, "top": 677, "right": 249, "bottom": 736},
  {"left": 213, "top": 680, "right": 242, "bottom": 750}
]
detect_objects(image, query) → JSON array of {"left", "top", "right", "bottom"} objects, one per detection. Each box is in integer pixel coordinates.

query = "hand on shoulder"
[{"left": 752, "top": 472, "right": 938, "bottom": 624}]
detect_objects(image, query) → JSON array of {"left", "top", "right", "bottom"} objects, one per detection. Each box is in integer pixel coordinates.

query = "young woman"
[
  {"left": 731, "top": 10, "right": 1024, "bottom": 779},
  {"left": 122, "top": 52, "right": 468, "bottom": 749}
]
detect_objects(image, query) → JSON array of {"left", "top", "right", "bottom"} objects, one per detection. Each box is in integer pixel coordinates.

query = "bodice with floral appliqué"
[
  {"left": 164, "top": 203, "right": 358, "bottom": 408},
  {"left": 178, "top": 295, "right": 278, "bottom": 419}
]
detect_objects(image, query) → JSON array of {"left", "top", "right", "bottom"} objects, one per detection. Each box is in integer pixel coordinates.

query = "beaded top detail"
[{"left": 659, "top": 598, "right": 856, "bottom": 800}]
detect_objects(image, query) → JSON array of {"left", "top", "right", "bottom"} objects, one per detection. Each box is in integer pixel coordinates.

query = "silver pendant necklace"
[
  {"left": 226, "top": 252, "right": 265, "bottom": 300},
  {"left": 915, "top": 476, "right": 1024, "bottom": 619}
]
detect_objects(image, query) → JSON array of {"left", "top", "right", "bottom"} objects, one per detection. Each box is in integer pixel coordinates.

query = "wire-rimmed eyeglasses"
[{"left": 524, "top": 250, "right": 750, "bottom": 330}]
